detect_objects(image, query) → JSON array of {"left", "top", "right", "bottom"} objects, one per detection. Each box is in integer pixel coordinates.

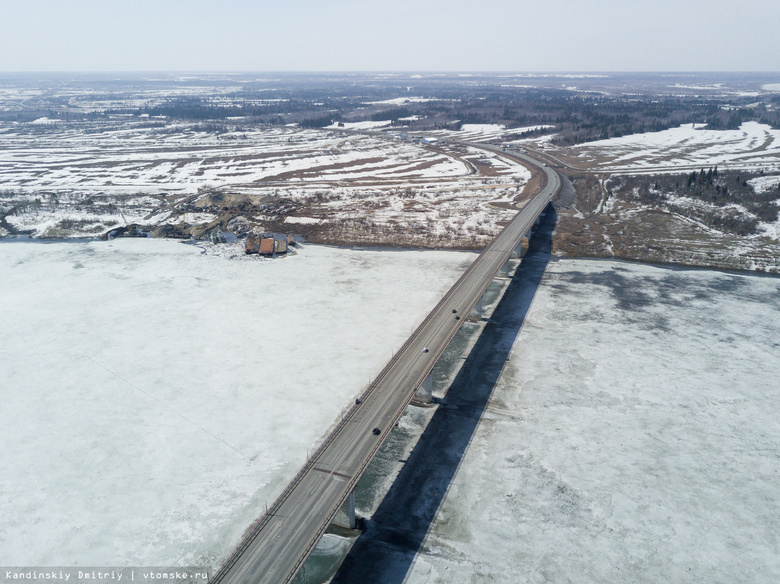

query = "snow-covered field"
[
  {"left": 404, "top": 259, "right": 780, "bottom": 583},
  {"left": 326, "top": 120, "right": 393, "bottom": 131},
  {"left": 561, "top": 122, "right": 780, "bottom": 172},
  {"left": 0, "top": 119, "right": 531, "bottom": 245},
  {"left": 0, "top": 123, "right": 468, "bottom": 194},
  {"left": 0, "top": 239, "right": 474, "bottom": 568},
  {"left": 422, "top": 124, "right": 554, "bottom": 143},
  {"left": 749, "top": 174, "right": 780, "bottom": 194}
]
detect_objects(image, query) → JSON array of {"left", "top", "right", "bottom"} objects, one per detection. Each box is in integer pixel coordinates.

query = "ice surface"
[
  {"left": 403, "top": 259, "right": 780, "bottom": 583},
  {"left": 0, "top": 240, "right": 473, "bottom": 568}
]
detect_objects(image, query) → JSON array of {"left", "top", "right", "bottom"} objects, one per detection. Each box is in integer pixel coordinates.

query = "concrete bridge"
[{"left": 209, "top": 148, "right": 561, "bottom": 584}]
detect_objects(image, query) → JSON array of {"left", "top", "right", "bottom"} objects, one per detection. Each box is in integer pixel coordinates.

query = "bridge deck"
[{"left": 211, "top": 149, "right": 561, "bottom": 584}]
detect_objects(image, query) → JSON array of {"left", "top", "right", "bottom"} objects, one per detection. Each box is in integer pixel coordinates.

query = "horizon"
[
  {"left": 2, "top": 0, "right": 779, "bottom": 72},
  {"left": 0, "top": 70, "right": 778, "bottom": 76}
]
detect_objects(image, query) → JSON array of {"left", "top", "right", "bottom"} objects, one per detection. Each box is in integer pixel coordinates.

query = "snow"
[
  {"left": 326, "top": 120, "right": 392, "bottom": 131},
  {"left": 424, "top": 124, "right": 555, "bottom": 143},
  {"left": 0, "top": 124, "right": 470, "bottom": 195},
  {"left": 759, "top": 220, "right": 780, "bottom": 240},
  {"left": 365, "top": 97, "right": 437, "bottom": 106},
  {"left": 570, "top": 122, "right": 780, "bottom": 172},
  {"left": 0, "top": 125, "right": 531, "bottom": 246},
  {"left": 748, "top": 174, "right": 780, "bottom": 193},
  {"left": 670, "top": 83, "right": 723, "bottom": 91},
  {"left": 745, "top": 175, "right": 780, "bottom": 240},
  {"left": 403, "top": 259, "right": 780, "bottom": 583},
  {"left": 762, "top": 83, "right": 780, "bottom": 92},
  {"left": 499, "top": 74, "right": 609, "bottom": 79},
  {"left": 0, "top": 240, "right": 474, "bottom": 568},
  {"left": 284, "top": 216, "right": 321, "bottom": 225}
]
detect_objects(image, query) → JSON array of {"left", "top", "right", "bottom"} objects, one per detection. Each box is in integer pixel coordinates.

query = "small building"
[
  {"left": 286, "top": 234, "right": 296, "bottom": 247},
  {"left": 275, "top": 238, "right": 287, "bottom": 254},
  {"left": 259, "top": 237, "right": 275, "bottom": 256},
  {"left": 245, "top": 233, "right": 260, "bottom": 254}
]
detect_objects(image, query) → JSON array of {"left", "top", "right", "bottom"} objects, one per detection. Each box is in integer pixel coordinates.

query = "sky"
[{"left": 0, "top": 0, "right": 779, "bottom": 72}]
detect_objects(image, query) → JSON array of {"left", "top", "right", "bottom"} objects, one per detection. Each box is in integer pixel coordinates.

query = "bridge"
[{"left": 210, "top": 147, "right": 561, "bottom": 584}]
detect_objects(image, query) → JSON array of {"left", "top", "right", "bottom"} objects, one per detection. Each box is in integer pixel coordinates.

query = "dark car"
[{"left": 372, "top": 427, "right": 381, "bottom": 435}]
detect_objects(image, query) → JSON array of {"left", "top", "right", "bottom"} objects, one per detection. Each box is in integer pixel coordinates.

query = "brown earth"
[{"left": 551, "top": 169, "right": 780, "bottom": 273}]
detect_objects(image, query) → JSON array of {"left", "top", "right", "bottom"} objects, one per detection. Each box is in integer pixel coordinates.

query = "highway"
[{"left": 211, "top": 147, "right": 561, "bottom": 584}]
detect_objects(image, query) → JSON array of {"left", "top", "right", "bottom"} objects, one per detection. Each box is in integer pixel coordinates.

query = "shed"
[
  {"left": 275, "top": 239, "right": 287, "bottom": 254},
  {"left": 259, "top": 237, "right": 275, "bottom": 255},
  {"left": 245, "top": 233, "right": 260, "bottom": 254}
]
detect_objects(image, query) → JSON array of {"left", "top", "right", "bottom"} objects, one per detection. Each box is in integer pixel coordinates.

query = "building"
[
  {"left": 259, "top": 237, "right": 275, "bottom": 256},
  {"left": 245, "top": 233, "right": 260, "bottom": 254}
]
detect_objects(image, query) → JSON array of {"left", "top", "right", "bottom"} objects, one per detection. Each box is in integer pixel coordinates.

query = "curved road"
[{"left": 211, "top": 147, "right": 561, "bottom": 584}]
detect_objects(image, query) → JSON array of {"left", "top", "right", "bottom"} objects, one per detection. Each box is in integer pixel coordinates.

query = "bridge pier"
[
  {"left": 516, "top": 228, "right": 532, "bottom": 258},
  {"left": 468, "top": 294, "right": 483, "bottom": 321},
  {"left": 413, "top": 371, "right": 434, "bottom": 405},
  {"left": 518, "top": 238, "right": 529, "bottom": 258},
  {"left": 498, "top": 258, "right": 512, "bottom": 277},
  {"left": 331, "top": 490, "right": 356, "bottom": 530}
]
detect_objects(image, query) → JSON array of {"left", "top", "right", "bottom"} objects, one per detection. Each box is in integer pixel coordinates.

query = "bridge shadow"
[{"left": 331, "top": 205, "right": 558, "bottom": 584}]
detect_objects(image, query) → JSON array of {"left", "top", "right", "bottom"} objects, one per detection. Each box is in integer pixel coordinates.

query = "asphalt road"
[{"left": 211, "top": 147, "right": 561, "bottom": 584}]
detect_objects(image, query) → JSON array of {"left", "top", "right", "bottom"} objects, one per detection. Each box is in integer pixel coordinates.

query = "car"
[
  {"left": 455, "top": 315, "right": 461, "bottom": 320},
  {"left": 423, "top": 348, "right": 429, "bottom": 353},
  {"left": 452, "top": 309, "right": 457, "bottom": 313},
  {"left": 355, "top": 398, "right": 362, "bottom": 405},
  {"left": 372, "top": 427, "right": 381, "bottom": 435}
]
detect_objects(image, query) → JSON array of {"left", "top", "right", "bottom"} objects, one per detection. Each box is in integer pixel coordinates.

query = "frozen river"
[
  {"left": 2, "top": 238, "right": 778, "bottom": 583},
  {"left": 332, "top": 255, "right": 780, "bottom": 584},
  {"left": 0, "top": 239, "right": 473, "bottom": 569}
]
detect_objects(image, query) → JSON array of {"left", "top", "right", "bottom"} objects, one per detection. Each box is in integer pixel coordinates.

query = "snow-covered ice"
[
  {"left": 401, "top": 259, "right": 780, "bottom": 583},
  {"left": 0, "top": 240, "right": 474, "bottom": 568}
]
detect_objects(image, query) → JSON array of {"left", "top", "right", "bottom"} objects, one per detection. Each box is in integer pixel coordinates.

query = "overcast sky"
[{"left": 1, "top": 0, "right": 778, "bottom": 72}]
